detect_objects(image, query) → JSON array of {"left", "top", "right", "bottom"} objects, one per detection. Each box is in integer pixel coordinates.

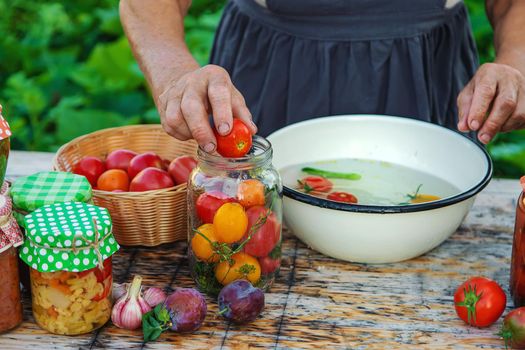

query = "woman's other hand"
[
  {"left": 457, "top": 62, "right": 525, "bottom": 144},
  {"left": 159, "top": 65, "right": 257, "bottom": 153}
]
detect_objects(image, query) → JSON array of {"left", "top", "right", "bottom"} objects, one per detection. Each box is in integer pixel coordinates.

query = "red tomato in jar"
[
  {"left": 242, "top": 206, "right": 280, "bottom": 257},
  {"left": 327, "top": 191, "right": 358, "bottom": 204},
  {"left": 259, "top": 255, "right": 281, "bottom": 275},
  {"left": 297, "top": 176, "right": 333, "bottom": 193},
  {"left": 168, "top": 155, "right": 198, "bottom": 185},
  {"left": 453, "top": 276, "right": 506, "bottom": 328},
  {"left": 214, "top": 119, "right": 252, "bottom": 158},
  {"left": 196, "top": 191, "right": 236, "bottom": 223}
]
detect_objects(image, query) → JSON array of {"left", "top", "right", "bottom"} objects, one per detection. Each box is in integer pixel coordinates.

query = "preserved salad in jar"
[
  {"left": 0, "top": 192, "right": 25, "bottom": 333},
  {"left": 0, "top": 247, "right": 23, "bottom": 333},
  {"left": 188, "top": 135, "right": 283, "bottom": 296},
  {"left": 20, "top": 202, "right": 120, "bottom": 335}
]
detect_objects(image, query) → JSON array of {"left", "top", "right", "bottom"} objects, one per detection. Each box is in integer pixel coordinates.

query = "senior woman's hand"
[
  {"left": 457, "top": 63, "right": 525, "bottom": 144},
  {"left": 158, "top": 65, "right": 257, "bottom": 153}
]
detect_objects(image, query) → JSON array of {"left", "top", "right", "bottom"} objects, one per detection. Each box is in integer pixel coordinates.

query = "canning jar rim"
[{"left": 197, "top": 135, "right": 273, "bottom": 170}]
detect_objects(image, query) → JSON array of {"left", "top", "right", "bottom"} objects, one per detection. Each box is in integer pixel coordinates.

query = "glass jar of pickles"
[
  {"left": 187, "top": 136, "right": 283, "bottom": 296},
  {"left": 19, "top": 202, "right": 119, "bottom": 335}
]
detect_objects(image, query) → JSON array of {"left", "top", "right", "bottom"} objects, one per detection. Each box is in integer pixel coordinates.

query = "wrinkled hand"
[
  {"left": 158, "top": 65, "right": 257, "bottom": 152},
  {"left": 457, "top": 63, "right": 525, "bottom": 144}
]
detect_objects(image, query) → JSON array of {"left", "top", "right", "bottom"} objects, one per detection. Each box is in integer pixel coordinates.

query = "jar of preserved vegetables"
[
  {"left": 19, "top": 202, "right": 119, "bottom": 335},
  {"left": 511, "top": 191, "right": 525, "bottom": 306},
  {"left": 187, "top": 135, "right": 283, "bottom": 296},
  {"left": 11, "top": 171, "right": 93, "bottom": 292}
]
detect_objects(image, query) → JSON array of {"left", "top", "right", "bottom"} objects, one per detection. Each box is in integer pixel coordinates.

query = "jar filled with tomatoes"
[
  {"left": 187, "top": 134, "right": 283, "bottom": 296},
  {"left": 19, "top": 202, "right": 119, "bottom": 335}
]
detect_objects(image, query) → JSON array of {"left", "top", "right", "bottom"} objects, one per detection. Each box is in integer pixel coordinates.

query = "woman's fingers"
[
  {"left": 158, "top": 65, "right": 254, "bottom": 151},
  {"left": 457, "top": 81, "right": 474, "bottom": 132},
  {"left": 477, "top": 79, "right": 518, "bottom": 143},
  {"left": 457, "top": 63, "right": 525, "bottom": 143}
]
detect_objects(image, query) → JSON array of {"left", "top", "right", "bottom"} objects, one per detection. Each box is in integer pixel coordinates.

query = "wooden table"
[{"left": 1, "top": 151, "right": 522, "bottom": 349}]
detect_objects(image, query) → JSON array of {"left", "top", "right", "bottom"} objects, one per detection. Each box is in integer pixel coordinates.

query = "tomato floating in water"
[
  {"left": 214, "top": 119, "right": 252, "bottom": 158},
  {"left": 297, "top": 176, "right": 333, "bottom": 193},
  {"left": 327, "top": 191, "right": 358, "bottom": 204},
  {"left": 454, "top": 276, "right": 506, "bottom": 328}
]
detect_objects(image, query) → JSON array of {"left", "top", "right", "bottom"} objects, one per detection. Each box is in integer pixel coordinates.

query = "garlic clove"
[
  {"left": 111, "top": 275, "right": 147, "bottom": 330},
  {"left": 143, "top": 287, "right": 167, "bottom": 308},
  {"left": 112, "top": 282, "right": 129, "bottom": 301}
]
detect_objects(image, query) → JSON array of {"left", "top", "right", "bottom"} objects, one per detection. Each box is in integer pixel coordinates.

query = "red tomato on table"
[
  {"left": 454, "top": 276, "right": 506, "bottom": 328},
  {"left": 214, "top": 119, "right": 252, "bottom": 158}
]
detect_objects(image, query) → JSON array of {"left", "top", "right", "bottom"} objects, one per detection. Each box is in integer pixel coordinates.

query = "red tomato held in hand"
[
  {"left": 259, "top": 255, "right": 280, "bottom": 275},
  {"left": 168, "top": 155, "right": 198, "bottom": 185},
  {"left": 73, "top": 156, "right": 106, "bottom": 187},
  {"left": 195, "top": 191, "right": 236, "bottom": 223},
  {"left": 327, "top": 191, "right": 358, "bottom": 204},
  {"left": 297, "top": 176, "right": 333, "bottom": 193},
  {"left": 454, "top": 276, "right": 506, "bottom": 328},
  {"left": 214, "top": 119, "right": 252, "bottom": 158},
  {"left": 242, "top": 206, "right": 280, "bottom": 257},
  {"left": 129, "top": 167, "right": 174, "bottom": 192},
  {"left": 106, "top": 149, "right": 137, "bottom": 171}
]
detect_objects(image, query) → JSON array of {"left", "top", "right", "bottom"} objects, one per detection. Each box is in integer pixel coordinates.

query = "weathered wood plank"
[{"left": 0, "top": 151, "right": 522, "bottom": 349}]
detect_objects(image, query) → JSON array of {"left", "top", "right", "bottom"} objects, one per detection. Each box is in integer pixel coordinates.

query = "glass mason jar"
[
  {"left": 187, "top": 136, "right": 283, "bottom": 296},
  {"left": 0, "top": 246, "right": 23, "bottom": 333},
  {"left": 29, "top": 257, "right": 113, "bottom": 335},
  {"left": 511, "top": 192, "right": 525, "bottom": 306}
]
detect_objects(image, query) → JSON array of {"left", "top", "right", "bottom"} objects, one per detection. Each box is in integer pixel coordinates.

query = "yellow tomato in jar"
[
  {"left": 191, "top": 224, "right": 220, "bottom": 263},
  {"left": 213, "top": 202, "right": 248, "bottom": 243},
  {"left": 215, "top": 252, "right": 261, "bottom": 285}
]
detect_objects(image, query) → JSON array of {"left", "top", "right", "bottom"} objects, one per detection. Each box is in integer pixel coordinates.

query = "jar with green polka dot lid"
[{"left": 19, "top": 201, "right": 119, "bottom": 335}]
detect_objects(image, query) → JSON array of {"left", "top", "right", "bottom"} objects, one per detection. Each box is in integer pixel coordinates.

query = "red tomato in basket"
[
  {"left": 242, "top": 206, "right": 280, "bottom": 257},
  {"left": 196, "top": 191, "right": 236, "bottom": 223},
  {"left": 106, "top": 149, "right": 138, "bottom": 171},
  {"left": 168, "top": 155, "right": 198, "bottom": 185},
  {"left": 129, "top": 168, "right": 174, "bottom": 191},
  {"left": 327, "top": 191, "right": 358, "bottom": 204},
  {"left": 73, "top": 156, "right": 106, "bottom": 187},
  {"left": 214, "top": 119, "right": 252, "bottom": 158},
  {"left": 297, "top": 176, "right": 333, "bottom": 193}
]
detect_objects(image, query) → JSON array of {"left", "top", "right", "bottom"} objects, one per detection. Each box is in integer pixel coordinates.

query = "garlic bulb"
[
  {"left": 143, "top": 287, "right": 167, "bottom": 307},
  {"left": 111, "top": 275, "right": 151, "bottom": 330}
]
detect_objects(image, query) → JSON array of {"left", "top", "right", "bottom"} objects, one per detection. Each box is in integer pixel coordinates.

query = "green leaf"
[
  {"left": 53, "top": 108, "right": 129, "bottom": 144},
  {"left": 70, "top": 37, "right": 144, "bottom": 93}
]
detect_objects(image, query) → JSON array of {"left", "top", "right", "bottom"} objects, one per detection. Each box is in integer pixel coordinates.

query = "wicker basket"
[{"left": 53, "top": 124, "right": 198, "bottom": 246}]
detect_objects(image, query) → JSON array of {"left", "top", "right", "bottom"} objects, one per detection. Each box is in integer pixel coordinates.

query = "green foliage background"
[{"left": 0, "top": 0, "right": 522, "bottom": 177}]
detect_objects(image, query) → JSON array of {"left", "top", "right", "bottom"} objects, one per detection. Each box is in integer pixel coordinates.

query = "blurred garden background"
[{"left": 0, "top": 0, "right": 523, "bottom": 177}]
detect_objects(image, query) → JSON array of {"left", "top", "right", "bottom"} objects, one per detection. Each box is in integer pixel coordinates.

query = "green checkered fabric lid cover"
[
  {"left": 11, "top": 171, "right": 92, "bottom": 213},
  {"left": 19, "top": 202, "right": 119, "bottom": 273}
]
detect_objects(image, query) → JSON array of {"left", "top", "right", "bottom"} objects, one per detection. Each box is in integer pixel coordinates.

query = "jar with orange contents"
[
  {"left": 187, "top": 136, "right": 283, "bottom": 296},
  {"left": 19, "top": 202, "right": 119, "bottom": 335}
]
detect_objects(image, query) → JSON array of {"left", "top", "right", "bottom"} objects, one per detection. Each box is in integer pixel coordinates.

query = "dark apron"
[{"left": 210, "top": 0, "right": 479, "bottom": 137}]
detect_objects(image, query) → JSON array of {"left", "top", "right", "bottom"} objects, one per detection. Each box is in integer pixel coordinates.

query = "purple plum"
[
  {"left": 164, "top": 288, "right": 207, "bottom": 332},
  {"left": 218, "top": 280, "right": 265, "bottom": 324}
]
